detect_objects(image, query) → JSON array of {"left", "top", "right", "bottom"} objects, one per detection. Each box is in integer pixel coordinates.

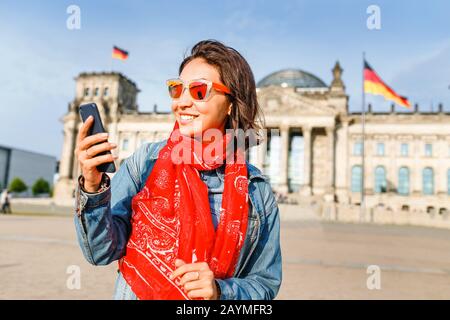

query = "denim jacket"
[{"left": 74, "top": 140, "right": 282, "bottom": 300}]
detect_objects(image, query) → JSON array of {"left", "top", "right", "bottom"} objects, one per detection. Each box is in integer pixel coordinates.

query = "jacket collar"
[{"left": 148, "top": 139, "right": 266, "bottom": 181}]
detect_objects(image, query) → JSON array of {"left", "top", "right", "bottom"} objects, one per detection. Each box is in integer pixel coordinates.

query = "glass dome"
[{"left": 257, "top": 69, "right": 327, "bottom": 89}]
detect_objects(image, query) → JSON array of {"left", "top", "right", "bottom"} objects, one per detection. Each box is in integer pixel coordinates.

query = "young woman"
[{"left": 74, "top": 40, "right": 282, "bottom": 300}]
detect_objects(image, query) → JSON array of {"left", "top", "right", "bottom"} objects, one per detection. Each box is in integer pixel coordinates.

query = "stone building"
[{"left": 53, "top": 65, "right": 450, "bottom": 216}]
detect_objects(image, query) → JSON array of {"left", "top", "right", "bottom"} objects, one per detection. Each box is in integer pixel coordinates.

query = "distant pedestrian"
[{"left": 1, "top": 189, "right": 11, "bottom": 214}]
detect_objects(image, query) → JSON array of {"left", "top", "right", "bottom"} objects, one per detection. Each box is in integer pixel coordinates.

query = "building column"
[
  {"left": 324, "top": 127, "right": 335, "bottom": 202},
  {"left": 412, "top": 140, "right": 422, "bottom": 196},
  {"left": 278, "top": 125, "right": 289, "bottom": 193},
  {"left": 134, "top": 131, "right": 140, "bottom": 151},
  {"left": 108, "top": 101, "right": 119, "bottom": 146},
  {"left": 300, "top": 125, "right": 312, "bottom": 196},
  {"left": 256, "top": 128, "right": 267, "bottom": 173},
  {"left": 72, "top": 148, "right": 80, "bottom": 180},
  {"left": 59, "top": 116, "right": 77, "bottom": 179},
  {"left": 388, "top": 138, "right": 396, "bottom": 194},
  {"left": 335, "top": 120, "right": 349, "bottom": 203},
  {"left": 71, "top": 122, "right": 82, "bottom": 180}
]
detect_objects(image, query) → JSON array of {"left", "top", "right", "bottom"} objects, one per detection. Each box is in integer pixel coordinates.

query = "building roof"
[
  {"left": 257, "top": 69, "right": 327, "bottom": 89},
  {"left": 0, "top": 144, "right": 57, "bottom": 160},
  {"left": 76, "top": 71, "right": 139, "bottom": 91}
]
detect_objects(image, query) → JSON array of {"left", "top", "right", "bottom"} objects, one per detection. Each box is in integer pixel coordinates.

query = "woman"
[{"left": 74, "top": 40, "right": 282, "bottom": 300}]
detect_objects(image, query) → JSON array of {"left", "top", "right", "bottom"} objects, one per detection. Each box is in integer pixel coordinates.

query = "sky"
[{"left": 0, "top": 0, "right": 449, "bottom": 159}]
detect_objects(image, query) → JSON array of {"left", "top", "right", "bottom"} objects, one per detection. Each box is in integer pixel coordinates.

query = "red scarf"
[{"left": 118, "top": 121, "right": 249, "bottom": 300}]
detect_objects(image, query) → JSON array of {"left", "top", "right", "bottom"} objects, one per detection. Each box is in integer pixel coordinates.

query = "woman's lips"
[{"left": 179, "top": 114, "right": 199, "bottom": 125}]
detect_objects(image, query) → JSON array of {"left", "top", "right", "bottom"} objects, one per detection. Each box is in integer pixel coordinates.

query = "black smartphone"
[{"left": 79, "top": 103, "right": 116, "bottom": 173}]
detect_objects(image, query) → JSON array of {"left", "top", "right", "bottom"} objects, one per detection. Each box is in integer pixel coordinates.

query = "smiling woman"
[
  {"left": 176, "top": 40, "right": 263, "bottom": 138},
  {"left": 170, "top": 58, "right": 232, "bottom": 138},
  {"left": 73, "top": 39, "right": 282, "bottom": 300}
]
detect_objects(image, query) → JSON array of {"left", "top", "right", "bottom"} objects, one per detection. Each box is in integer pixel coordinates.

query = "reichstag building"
[{"left": 53, "top": 63, "right": 450, "bottom": 215}]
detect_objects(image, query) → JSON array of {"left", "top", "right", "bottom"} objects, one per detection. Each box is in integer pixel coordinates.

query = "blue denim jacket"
[{"left": 74, "top": 140, "right": 282, "bottom": 300}]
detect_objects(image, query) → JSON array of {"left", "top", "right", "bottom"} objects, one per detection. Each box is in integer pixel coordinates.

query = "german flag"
[
  {"left": 112, "top": 46, "right": 129, "bottom": 60},
  {"left": 364, "top": 60, "right": 410, "bottom": 108}
]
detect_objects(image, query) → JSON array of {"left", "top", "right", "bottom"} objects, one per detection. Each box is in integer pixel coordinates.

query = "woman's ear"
[{"left": 227, "top": 103, "right": 232, "bottom": 116}]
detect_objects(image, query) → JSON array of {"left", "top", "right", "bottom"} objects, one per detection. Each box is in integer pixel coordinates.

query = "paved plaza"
[{"left": 1, "top": 212, "right": 450, "bottom": 299}]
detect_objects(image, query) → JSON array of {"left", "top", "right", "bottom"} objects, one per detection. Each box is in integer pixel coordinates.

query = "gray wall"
[
  {"left": 0, "top": 147, "right": 9, "bottom": 190},
  {"left": 6, "top": 148, "right": 57, "bottom": 196}
]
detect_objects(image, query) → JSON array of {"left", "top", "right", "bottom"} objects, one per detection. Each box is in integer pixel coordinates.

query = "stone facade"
[{"left": 53, "top": 66, "right": 450, "bottom": 218}]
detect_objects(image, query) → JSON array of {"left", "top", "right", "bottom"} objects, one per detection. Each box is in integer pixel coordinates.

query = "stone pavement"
[{"left": 1, "top": 213, "right": 450, "bottom": 299}]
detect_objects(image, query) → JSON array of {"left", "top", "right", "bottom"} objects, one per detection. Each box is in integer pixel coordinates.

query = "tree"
[
  {"left": 9, "top": 177, "right": 27, "bottom": 193},
  {"left": 32, "top": 178, "right": 50, "bottom": 196}
]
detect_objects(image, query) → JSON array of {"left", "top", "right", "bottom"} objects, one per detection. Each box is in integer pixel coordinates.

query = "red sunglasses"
[{"left": 166, "top": 78, "right": 231, "bottom": 101}]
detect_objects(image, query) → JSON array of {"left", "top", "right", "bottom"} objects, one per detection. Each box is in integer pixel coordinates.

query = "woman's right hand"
[{"left": 75, "top": 116, "right": 118, "bottom": 193}]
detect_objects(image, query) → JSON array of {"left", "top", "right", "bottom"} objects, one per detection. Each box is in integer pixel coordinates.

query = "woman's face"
[{"left": 171, "top": 58, "right": 231, "bottom": 138}]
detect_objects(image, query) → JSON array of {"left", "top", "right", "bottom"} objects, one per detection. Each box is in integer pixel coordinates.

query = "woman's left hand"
[{"left": 170, "top": 259, "right": 219, "bottom": 300}]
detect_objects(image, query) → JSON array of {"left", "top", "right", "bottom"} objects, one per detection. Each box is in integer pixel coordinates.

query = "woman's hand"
[
  {"left": 74, "top": 116, "right": 118, "bottom": 192},
  {"left": 170, "top": 259, "right": 219, "bottom": 300}
]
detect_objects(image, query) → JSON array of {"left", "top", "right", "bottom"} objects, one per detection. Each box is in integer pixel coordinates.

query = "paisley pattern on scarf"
[{"left": 118, "top": 121, "right": 249, "bottom": 300}]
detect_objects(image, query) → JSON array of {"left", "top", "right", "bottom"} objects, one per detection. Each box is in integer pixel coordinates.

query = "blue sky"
[{"left": 0, "top": 0, "right": 449, "bottom": 158}]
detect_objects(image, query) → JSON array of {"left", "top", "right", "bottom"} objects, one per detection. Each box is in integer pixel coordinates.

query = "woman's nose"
[{"left": 177, "top": 87, "right": 193, "bottom": 107}]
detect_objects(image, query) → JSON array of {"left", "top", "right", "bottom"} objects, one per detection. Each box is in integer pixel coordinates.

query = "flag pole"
[{"left": 361, "top": 52, "right": 366, "bottom": 222}]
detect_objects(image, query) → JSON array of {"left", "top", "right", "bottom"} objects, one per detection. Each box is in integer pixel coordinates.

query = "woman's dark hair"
[{"left": 179, "top": 40, "right": 264, "bottom": 148}]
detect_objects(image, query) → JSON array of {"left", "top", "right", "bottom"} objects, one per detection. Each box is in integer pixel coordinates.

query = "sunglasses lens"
[
  {"left": 168, "top": 82, "right": 183, "bottom": 98},
  {"left": 189, "top": 82, "right": 208, "bottom": 100}
]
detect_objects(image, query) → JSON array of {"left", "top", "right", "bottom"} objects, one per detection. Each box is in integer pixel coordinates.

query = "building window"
[
  {"left": 447, "top": 169, "right": 450, "bottom": 195},
  {"left": 377, "top": 143, "right": 385, "bottom": 156},
  {"left": 400, "top": 143, "right": 409, "bottom": 157},
  {"left": 398, "top": 167, "right": 410, "bottom": 196},
  {"left": 351, "top": 165, "right": 362, "bottom": 193},
  {"left": 425, "top": 143, "right": 433, "bottom": 157},
  {"left": 422, "top": 167, "right": 434, "bottom": 195},
  {"left": 104, "top": 87, "right": 109, "bottom": 97},
  {"left": 353, "top": 141, "right": 363, "bottom": 156},
  {"left": 122, "top": 138, "right": 129, "bottom": 151},
  {"left": 84, "top": 88, "right": 90, "bottom": 97},
  {"left": 94, "top": 87, "right": 99, "bottom": 96},
  {"left": 375, "top": 166, "right": 387, "bottom": 193}
]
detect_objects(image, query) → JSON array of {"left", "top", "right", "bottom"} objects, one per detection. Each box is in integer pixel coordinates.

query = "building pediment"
[{"left": 257, "top": 87, "right": 337, "bottom": 117}]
